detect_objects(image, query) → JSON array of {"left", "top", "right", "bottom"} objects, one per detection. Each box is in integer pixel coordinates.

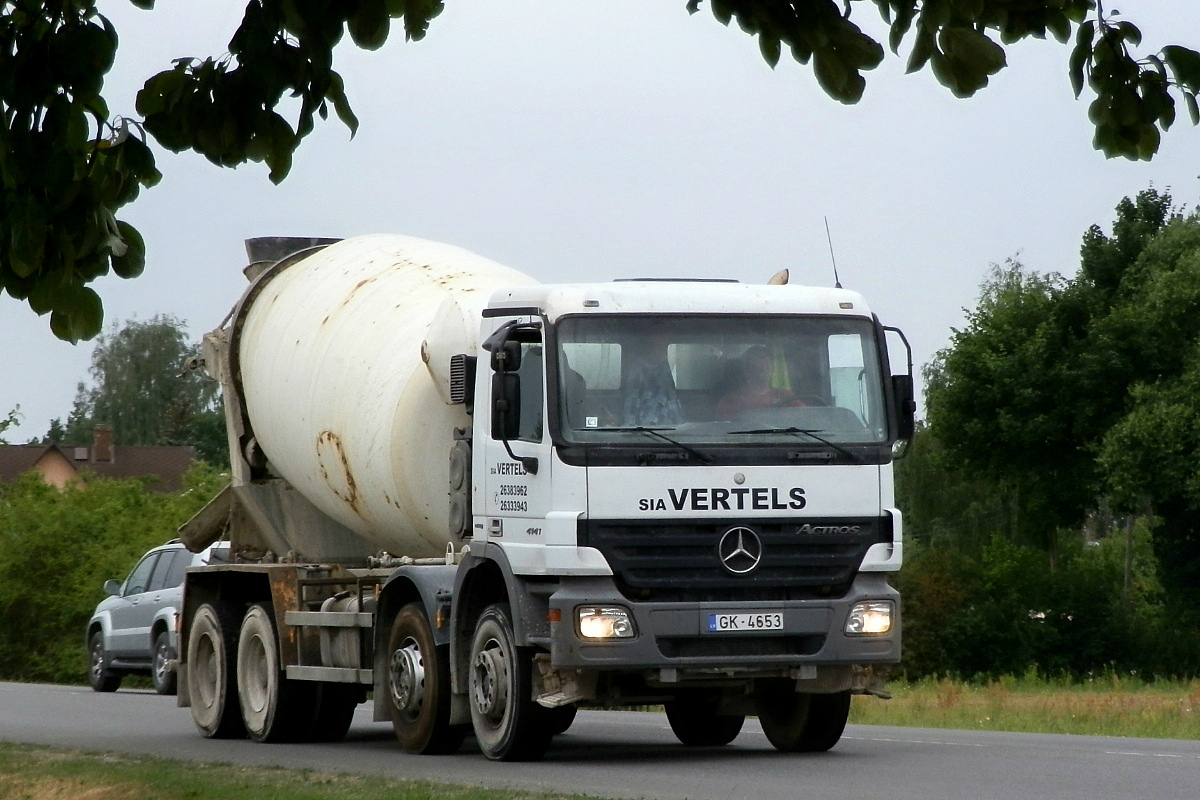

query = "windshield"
[{"left": 556, "top": 314, "right": 888, "bottom": 446}]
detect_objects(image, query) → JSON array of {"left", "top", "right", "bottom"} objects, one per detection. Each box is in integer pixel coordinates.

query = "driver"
[{"left": 716, "top": 346, "right": 797, "bottom": 418}]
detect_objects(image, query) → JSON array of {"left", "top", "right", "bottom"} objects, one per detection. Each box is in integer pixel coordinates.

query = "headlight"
[
  {"left": 577, "top": 606, "right": 636, "bottom": 639},
  {"left": 845, "top": 601, "right": 894, "bottom": 635}
]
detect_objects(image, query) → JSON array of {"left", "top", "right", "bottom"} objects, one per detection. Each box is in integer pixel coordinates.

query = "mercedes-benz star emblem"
[{"left": 718, "top": 526, "right": 763, "bottom": 575}]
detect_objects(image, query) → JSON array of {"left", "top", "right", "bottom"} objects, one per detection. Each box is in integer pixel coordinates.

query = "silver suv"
[{"left": 87, "top": 539, "right": 229, "bottom": 694}]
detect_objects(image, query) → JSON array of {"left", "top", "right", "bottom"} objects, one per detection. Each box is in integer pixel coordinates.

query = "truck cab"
[{"left": 452, "top": 278, "right": 912, "bottom": 754}]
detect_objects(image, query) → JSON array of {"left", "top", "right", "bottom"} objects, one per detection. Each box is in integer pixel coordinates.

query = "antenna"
[{"left": 824, "top": 216, "right": 842, "bottom": 289}]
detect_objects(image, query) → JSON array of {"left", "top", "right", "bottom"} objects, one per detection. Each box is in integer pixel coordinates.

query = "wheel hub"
[
  {"left": 470, "top": 644, "right": 508, "bottom": 721},
  {"left": 390, "top": 639, "right": 425, "bottom": 714}
]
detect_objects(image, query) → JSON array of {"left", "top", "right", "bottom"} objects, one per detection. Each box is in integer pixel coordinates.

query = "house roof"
[{"left": 0, "top": 444, "right": 197, "bottom": 493}]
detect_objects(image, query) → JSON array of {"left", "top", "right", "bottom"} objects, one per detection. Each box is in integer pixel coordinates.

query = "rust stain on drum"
[{"left": 315, "top": 430, "right": 363, "bottom": 517}]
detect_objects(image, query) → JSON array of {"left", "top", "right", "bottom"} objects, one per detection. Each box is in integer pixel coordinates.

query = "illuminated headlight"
[
  {"left": 845, "top": 601, "right": 894, "bottom": 635},
  {"left": 577, "top": 607, "right": 636, "bottom": 639}
]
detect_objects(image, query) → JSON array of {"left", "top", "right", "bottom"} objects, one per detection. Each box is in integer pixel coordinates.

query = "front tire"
[
  {"left": 468, "top": 603, "right": 552, "bottom": 761},
  {"left": 151, "top": 631, "right": 177, "bottom": 695},
  {"left": 755, "top": 682, "right": 851, "bottom": 752},
  {"left": 544, "top": 704, "right": 578, "bottom": 736},
  {"left": 665, "top": 693, "right": 745, "bottom": 746},
  {"left": 88, "top": 632, "right": 121, "bottom": 693},
  {"left": 187, "top": 602, "right": 245, "bottom": 738},
  {"left": 386, "top": 602, "right": 465, "bottom": 754}
]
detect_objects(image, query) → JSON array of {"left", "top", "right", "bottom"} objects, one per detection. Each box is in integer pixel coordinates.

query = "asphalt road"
[{"left": 2, "top": 682, "right": 1198, "bottom": 800}]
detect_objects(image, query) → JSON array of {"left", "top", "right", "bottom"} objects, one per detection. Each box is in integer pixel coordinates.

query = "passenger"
[
  {"left": 716, "top": 346, "right": 796, "bottom": 418},
  {"left": 621, "top": 330, "right": 682, "bottom": 427}
]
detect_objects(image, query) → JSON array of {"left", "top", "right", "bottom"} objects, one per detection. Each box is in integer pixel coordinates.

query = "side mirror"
[
  {"left": 103, "top": 579, "right": 122, "bottom": 597},
  {"left": 891, "top": 374, "right": 916, "bottom": 441},
  {"left": 490, "top": 340, "right": 522, "bottom": 373},
  {"left": 491, "top": 372, "right": 522, "bottom": 441}
]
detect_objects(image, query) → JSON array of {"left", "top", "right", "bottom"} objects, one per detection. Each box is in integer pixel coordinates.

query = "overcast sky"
[{"left": 3, "top": 1, "right": 1199, "bottom": 443}]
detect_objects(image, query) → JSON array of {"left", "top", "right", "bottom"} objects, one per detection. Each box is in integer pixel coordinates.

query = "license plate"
[{"left": 706, "top": 611, "right": 784, "bottom": 633}]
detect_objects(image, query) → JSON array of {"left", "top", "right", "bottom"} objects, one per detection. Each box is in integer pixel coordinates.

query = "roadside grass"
[
  {"left": 0, "top": 742, "right": 600, "bottom": 800},
  {"left": 850, "top": 673, "right": 1200, "bottom": 739}
]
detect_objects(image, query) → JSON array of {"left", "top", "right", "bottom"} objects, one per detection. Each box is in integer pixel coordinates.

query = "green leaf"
[
  {"left": 1114, "top": 21, "right": 1142, "bottom": 48},
  {"left": 1162, "top": 45, "right": 1200, "bottom": 92},
  {"left": 349, "top": 0, "right": 390, "bottom": 50},
  {"left": 110, "top": 221, "right": 146, "bottom": 279},
  {"left": 326, "top": 72, "right": 359, "bottom": 136},
  {"left": 712, "top": 0, "right": 733, "bottom": 26},
  {"left": 1069, "top": 22, "right": 1095, "bottom": 97},
  {"left": 759, "top": 33, "right": 781, "bottom": 69},
  {"left": 1186, "top": 93, "right": 1200, "bottom": 125},
  {"left": 1045, "top": 11, "right": 1072, "bottom": 44},
  {"left": 50, "top": 286, "right": 104, "bottom": 343},
  {"left": 941, "top": 27, "right": 1006, "bottom": 79},
  {"left": 120, "top": 136, "right": 161, "bottom": 187},
  {"left": 906, "top": 27, "right": 937, "bottom": 74},
  {"left": 265, "top": 113, "right": 296, "bottom": 184},
  {"left": 9, "top": 201, "right": 48, "bottom": 279},
  {"left": 813, "top": 50, "right": 863, "bottom": 103},
  {"left": 955, "top": 0, "right": 985, "bottom": 20},
  {"left": 54, "top": 20, "right": 118, "bottom": 101}
]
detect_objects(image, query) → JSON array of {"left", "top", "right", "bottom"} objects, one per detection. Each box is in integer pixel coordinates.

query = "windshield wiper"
[
  {"left": 595, "top": 426, "right": 715, "bottom": 465},
  {"left": 729, "top": 427, "right": 861, "bottom": 463}
]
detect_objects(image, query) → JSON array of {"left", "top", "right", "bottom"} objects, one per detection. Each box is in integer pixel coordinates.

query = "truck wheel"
[
  {"left": 665, "top": 693, "right": 745, "bottom": 746},
  {"left": 237, "top": 603, "right": 315, "bottom": 743},
  {"left": 88, "top": 632, "right": 121, "bottom": 693},
  {"left": 311, "top": 683, "right": 361, "bottom": 743},
  {"left": 188, "top": 602, "right": 246, "bottom": 738},
  {"left": 386, "top": 602, "right": 465, "bottom": 754},
  {"left": 468, "top": 603, "right": 552, "bottom": 761},
  {"left": 545, "top": 704, "right": 578, "bottom": 736},
  {"left": 151, "top": 631, "right": 177, "bottom": 695},
  {"left": 755, "top": 681, "right": 851, "bottom": 752}
]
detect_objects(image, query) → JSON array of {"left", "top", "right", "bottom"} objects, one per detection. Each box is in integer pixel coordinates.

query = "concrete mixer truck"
[{"left": 175, "top": 233, "right": 915, "bottom": 761}]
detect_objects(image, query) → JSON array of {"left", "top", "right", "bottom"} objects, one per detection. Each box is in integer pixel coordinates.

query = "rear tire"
[
  {"left": 665, "top": 693, "right": 745, "bottom": 746},
  {"left": 187, "top": 602, "right": 245, "bottom": 738},
  {"left": 755, "top": 682, "right": 851, "bottom": 752},
  {"left": 468, "top": 603, "right": 552, "bottom": 761},
  {"left": 236, "top": 603, "right": 316, "bottom": 743},
  {"left": 88, "top": 632, "right": 121, "bottom": 693},
  {"left": 386, "top": 602, "right": 465, "bottom": 754},
  {"left": 311, "top": 682, "right": 361, "bottom": 743},
  {"left": 151, "top": 631, "right": 177, "bottom": 695}
]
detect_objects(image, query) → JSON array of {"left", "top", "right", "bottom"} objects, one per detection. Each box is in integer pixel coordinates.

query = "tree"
[
  {"left": 0, "top": 464, "right": 225, "bottom": 683},
  {"left": 61, "top": 314, "right": 227, "bottom": 465},
  {"left": 926, "top": 188, "right": 1200, "bottom": 596},
  {"left": 1, "top": 2, "right": 1198, "bottom": 342},
  {"left": 0, "top": 406, "right": 19, "bottom": 444}
]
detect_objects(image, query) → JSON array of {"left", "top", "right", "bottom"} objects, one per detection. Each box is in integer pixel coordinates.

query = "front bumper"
[{"left": 546, "top": 572, "right": 900, "bottom": 671}]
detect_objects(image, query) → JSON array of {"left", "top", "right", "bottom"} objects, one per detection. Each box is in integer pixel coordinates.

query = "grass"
[
  {"left": 0, "top": 742, "right": 600, "bottom": 800},
  {"left": 849, "top": 673, "right": 1200, "bottom": 739}
]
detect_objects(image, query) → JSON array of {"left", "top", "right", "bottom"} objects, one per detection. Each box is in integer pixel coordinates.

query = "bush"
[
  {"left": 897, "top": 521, "right": 1200, "bottom": 681},
  {"left": 0, "top": 465, "right": 225, "bottom": 683}
]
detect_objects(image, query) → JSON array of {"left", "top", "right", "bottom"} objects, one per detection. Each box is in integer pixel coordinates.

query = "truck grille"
[{"left": 580, "top": 517, "right": 890, "bottom": 603}]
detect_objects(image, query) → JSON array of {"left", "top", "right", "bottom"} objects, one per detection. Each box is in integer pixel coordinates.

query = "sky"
[{"left": 3, "top": 1, "right": 1199, "bottom": 442}]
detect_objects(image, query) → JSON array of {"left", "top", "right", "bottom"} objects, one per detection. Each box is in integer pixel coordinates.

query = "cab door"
[{"left": 480, "top": 320, "right": 553, "bottom": 546}]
